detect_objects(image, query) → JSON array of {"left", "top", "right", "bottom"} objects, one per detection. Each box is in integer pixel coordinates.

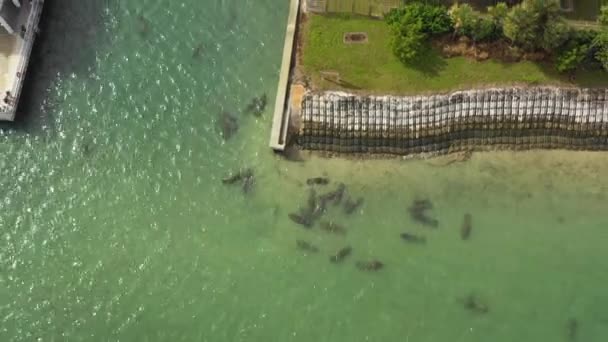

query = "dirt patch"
[
  {"left": 343, "top": 32, "right": 368, "bottom": 44},
  {"left": 435, "top": 35, "right": 549, "bottom": 63}
]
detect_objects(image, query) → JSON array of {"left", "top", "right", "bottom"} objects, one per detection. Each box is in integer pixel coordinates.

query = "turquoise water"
[{"left": 1, "top": 1, "right": 608, "bottom": 341}]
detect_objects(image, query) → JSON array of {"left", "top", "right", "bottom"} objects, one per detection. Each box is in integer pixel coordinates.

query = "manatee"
[
  {"left": 192, "top": 42, "right": 205, "bottom": 59},
  {"left": 244, "top": 94, "right": 267, "bottom": 117},
  {"left": 222, "top": 168, "right": 253, "bottom": 185},
  {"left": 400, "top": 232, "right": 426, "bottom": 244},
  {"left": 461, "top": 213, "right": 472, "bottom": 240},
  {"left": 329, "top": 246, "right": 352, "bottom": 263},
  {"left": 306, "top": 177, "right": 330, "bottom": 186},
  {"left": 319, "top": 183, "right": 346, "bottom": 206},
  {"left": 463, "top": 293, "right": 489, "bottom": 314},
  {"left": 567, "top": 318, "right": 578, "bottom": 342},
  {"left": 218, "top": 111, "right": 239, "bottom": 140},
  {"left": 136, "top": 15, "right": 150, "bottom": 37},
  {"left": 356, "top": 260, "right": 384, "bottom": 271},
  {"left": 242, "top": 173, "right": 255, "bottom": 194},
  {"left": 320, "top": 221, "right": 347, "bottom": 236},
  {"left": 296, "top": 240, "right": 319, "bottom": 253},
  {"left": 288, "top": 213, "right": 313, "bottom": 228},
  {"left": 343, "top": 197, "right": 364, "bottom": 215},
  {"left": 408, "top": 199, "right": 438, "bottom": 228}
]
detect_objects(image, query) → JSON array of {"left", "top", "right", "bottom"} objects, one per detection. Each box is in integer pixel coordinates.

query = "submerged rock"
[
  {"left": 329, "top": 246, "right": 352, "bottom": 263},
  {"left": 408, "top": 199, "right": 438, "bottom": 228},
  {"left": 306, "top": 177, "right": 330, "bottom": 186},
  {"left": 244, "top": 94, "right": 267, "bottom": 117},
  {"left": 356, "top": 260, "right": 384, "bottom": 271},
  {"left": 461, "top": 213, "right": 472, "bottom": 240},
  {"left": 343, "top": 197, "right": 364, "bottom": 215},
  {"left": 320, "top": 221, "right": 347, "bottom": 236},
  {"left": 218, "top": 111, "right": 239, "bottom": 140},
  {"left": 400, "top": 232, "right": 426, "bottom": 244},
  {"left": 296, "top": 240, "right": 319, "bottom": 253},
  {"left": 282, "top": 145, "right": 305, "bottom": 162}
]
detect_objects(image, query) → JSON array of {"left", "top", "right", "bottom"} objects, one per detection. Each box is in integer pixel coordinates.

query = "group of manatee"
[
  {"left": 218, "top": 94, "right": 267, "bottom": 141},
  {"left": 135, "top": 14, "right": 268, "bottom": 142},
  {"left": 289, "top": 178, "right": 487, "bottom": 313}
]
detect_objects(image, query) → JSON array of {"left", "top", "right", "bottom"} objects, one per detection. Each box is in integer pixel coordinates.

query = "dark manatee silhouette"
[
  {"left": 329, "top": 246, "right": 352, "bottom": 263},
  {"left": 221, "top": 168, "right": 254, "bottom": 194},
  {"left": 288, "top": 188, "right": 328, "bottom": 228},
  {"left": 244, "top": 94, "right": 267, "bottom": 117},
  {"left": 192, "top": 42, "right": 205, "bottom": 59},
  {"left": 242, "top": 172, "right": 255, "bottom": 194},
  {"left": 320, "top": 221, "right": 347, "bottom": 236},
  {"left": 296, "top": 240, "right": 319, "bottom": 253},
  {"left": 461, "top": 213, "right": 472, "bottom": 240},
  {"left": 319, "top": 183, "right": 346, "bottom": 206},
  {"left": 222, "top": 168, "right": 253, "bottom": 185},
  {"left": 306, "top": 177, "right": 330, "bottom": 186},
  {"left": 400, "top": 232, "right": 426, "bottom": 244},
  {"left": 218, "top": 111, "right": 239, "bottom": 140},
  {"left": 567, "top": 318, "right": 578, "bottom": 342},
  {"left": 136, "top": 14, "right": 151, "bottom": 38},
  {"left": 356, "top": 260, "right": 384, "bottom": 271},
  {"left": 289, "top": 212, "right": 313, "bottom": 228},
  {"left": 462, "top": 293, "right": 489, "bottom": 314},
  {"left": 408, "top": 199, "right": 439, "bottom": 228},
  {"left": 343, "top": 196, "right": 364, "bottom": 215}
]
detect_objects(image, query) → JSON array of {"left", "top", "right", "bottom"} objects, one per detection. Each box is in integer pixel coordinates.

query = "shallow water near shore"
[{"left": 1, "top": 1, "right": 608, "bottom": 341}]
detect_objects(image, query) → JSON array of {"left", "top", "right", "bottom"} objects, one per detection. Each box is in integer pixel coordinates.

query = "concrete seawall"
[
  {"left": 298, "top": 88, "right": 608, "bottom": 155},
  {"left": 269, "top": 0, "right": 300, "bottom": 151}
]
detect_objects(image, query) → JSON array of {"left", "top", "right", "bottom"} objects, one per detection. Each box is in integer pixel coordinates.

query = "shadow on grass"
[{"left": 405, "top": 47, "right": 448, "bottom": 77}]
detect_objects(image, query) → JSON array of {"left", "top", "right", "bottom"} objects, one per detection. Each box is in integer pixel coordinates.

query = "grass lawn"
[{"left": 300, "top": 14, "right": 608, "bottom": 95}]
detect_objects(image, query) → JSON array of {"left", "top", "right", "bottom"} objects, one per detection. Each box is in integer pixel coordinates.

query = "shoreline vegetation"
[{"left": 298, "top": 2, "right": 608, "bottom": 95}]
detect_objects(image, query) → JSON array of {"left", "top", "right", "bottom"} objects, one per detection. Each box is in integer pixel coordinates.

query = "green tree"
[
  {"left": 386, "top": 4, "right": 452, "bottom": 64},
  {"left": 599, "top": 6, "right": 608, "bottom": 27},
  {"left": 503, "top": 0, "right": 568, "bottom": 52},
  {"left": 390, "top": 19, "right": 426, "bottom": 63},
  {"left": 594, "top": 31, "right": 608, "bottom": 71},
  {"left": 556, "top": 44, "right": 590, "bottom": 73},
  {"left": 450, "top": 3, "right": 498, "bottom": 42}
]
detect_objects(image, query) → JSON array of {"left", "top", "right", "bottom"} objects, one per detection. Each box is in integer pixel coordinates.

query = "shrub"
[
  {"left": 389, "top": 18, "right": 427, "bottom": 63},
  {"left": 450, "top": 3, "right": 498, "bottom": 42},
  {"left": 599, "top": 6, "right": 608, "bottom": 27},
  {"left": 556, "top": 44, "right": 590, "bottom": 73},
  {"left": 488, "top": 2, "right": 509, "bottom": 35},
  {"left": 387, "top": 3, "right": 452, "bottom": 36},
  {"left": 504, "top": 0, "right": 569, "bottom": 52},
  {"left": 386, "top": 3, "right": 452, "bottom": 64},
  {"left": 594, "top": 31, "right": 608, "bottom": 71},
  {"left": 488, "top": 2, "right": 509, "bottom": 26}
]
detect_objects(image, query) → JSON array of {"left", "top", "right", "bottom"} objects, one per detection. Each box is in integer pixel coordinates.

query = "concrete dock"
[
  {"left": 0, "top": 0, "right": 44, "bottom": 121},
  {"left": 269, "top": 0, "right": 301, "bottom": 151}
]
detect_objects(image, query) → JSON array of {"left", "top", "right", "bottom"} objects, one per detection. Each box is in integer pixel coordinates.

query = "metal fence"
[
  {"left": 298, "top": 88, "right": 608, "bottom": 155},
  {"left": 306, "top": 0, "right": 605, "bottom": 20},
  {"left": 306, "top": 0, "right": 402, "bottom": 16}
]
